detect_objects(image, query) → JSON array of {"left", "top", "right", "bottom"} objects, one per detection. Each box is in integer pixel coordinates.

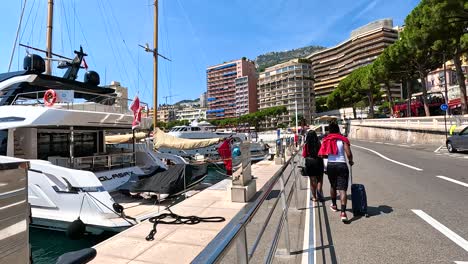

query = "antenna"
[{"left": 162, "top": 94, "right": 179, "bottom": 105}]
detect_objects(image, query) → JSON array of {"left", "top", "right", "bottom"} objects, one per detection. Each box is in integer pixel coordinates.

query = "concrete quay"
[{"left": 90, "top": 158, "right": 286, "bottom": 264}]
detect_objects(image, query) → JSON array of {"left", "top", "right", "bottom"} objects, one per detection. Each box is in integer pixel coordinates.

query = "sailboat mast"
[
  {"left": 153, "top": 0, "right": 158, "bottom": 129},
  {"left": 45, "top": 0, "right": 54, "bottom": 75}
]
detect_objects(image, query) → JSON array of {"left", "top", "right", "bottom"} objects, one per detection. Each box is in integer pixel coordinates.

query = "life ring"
[{"left": 43, "top": 89, "right": 57, "bottom": 107}]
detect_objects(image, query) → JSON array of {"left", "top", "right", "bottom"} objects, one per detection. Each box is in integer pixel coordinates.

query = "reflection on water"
[
  {"left": 30, "top": 228, "right": 113, "bottom": 264},
  {"left": 30, "top": 167, "right": 227, "bottom": 263}
]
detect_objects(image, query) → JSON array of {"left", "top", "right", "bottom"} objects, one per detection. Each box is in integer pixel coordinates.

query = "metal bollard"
[{"left": 278, "top": 176, "right": 291, "bottom": 254}]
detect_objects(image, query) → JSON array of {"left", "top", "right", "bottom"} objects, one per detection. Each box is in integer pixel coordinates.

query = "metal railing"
[
  {"left": 8, "top": 90, "right": 149, "bottom": 115},
  {"left": 192, "top": 144, "right": 302, "bottom": 264},
  {"left": 49, "top": 152, "right": 136, "bottom": 171}
]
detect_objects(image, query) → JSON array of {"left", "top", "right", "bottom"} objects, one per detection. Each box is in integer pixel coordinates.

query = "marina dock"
[{"left": 90, "top": 151, "right": 310, "bottom": 263}]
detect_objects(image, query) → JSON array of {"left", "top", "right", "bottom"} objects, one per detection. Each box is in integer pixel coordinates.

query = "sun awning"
[
  {"left": 105, "top": 132, "right": 147, "bottom": 144},
  {"left": 153, "top": 128, "right": 220, "bottom": 150}
]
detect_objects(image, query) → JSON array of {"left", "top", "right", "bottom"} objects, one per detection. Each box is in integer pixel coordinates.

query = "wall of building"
[
  {"left": 257, "top": 59, "right": 314, "bottom": 128},
  {"left": 307, "top": 19, "right": 400, "bottom": 99},
  {"left": 206, "top": 58, "right": 257, "bottom": 120}
]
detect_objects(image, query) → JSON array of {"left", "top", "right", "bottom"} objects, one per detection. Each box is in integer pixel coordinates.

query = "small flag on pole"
[
  {"left": 130, "top": 95, "right": 142, "bottom": 130},
  {"left": 81, "top": 57, "right": 88, "bottom": 70}
]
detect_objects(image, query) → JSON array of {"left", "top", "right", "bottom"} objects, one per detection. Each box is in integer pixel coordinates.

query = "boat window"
[
  {"left": 37, "top": 133, "right": 70, "bottom": 160},
  {"left": 181, "top": 127, "right": 188, "bottom": 131},
  {"left": 37, "top": 132, "right": 98, "bottom": 160},
  {"left": 74, "top": 132, "right": 98, "bottom": 157},
  {"left": 0, "top": 130, "right": 7, "bottom": 156},
  {"left": 192, "top": 127, "right": 201, "bottom": 131}
]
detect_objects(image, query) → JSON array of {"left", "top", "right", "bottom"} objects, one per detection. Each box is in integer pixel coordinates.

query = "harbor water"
[{"left": 30, "top": 167, "right": 227, "bottom": 264}]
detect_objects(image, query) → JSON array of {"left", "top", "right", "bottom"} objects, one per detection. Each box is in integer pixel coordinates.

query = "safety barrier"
[{"left": 192, "top": 148, "right": 302, "bottom": 263}]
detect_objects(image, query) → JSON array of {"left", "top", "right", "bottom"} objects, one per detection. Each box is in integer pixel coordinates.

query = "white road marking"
[
  {"left": 437, "top": 176, "right": 468, "bottom": 188},
  {"left": 354, "top": 145, "right": 423, "bottom": 171},
  {"left": 302, "top": 177, "right": 311, "bottom": 264},
  {"left": 454, "top": 261, "right": 468, "bottom": 264},
  {"left": 384, "top": 143, "right": 396, "bottom": 146},
  {"left": 412, "top": 209, "right": 468, "bottom": 252},
  {"left": 375, "top": 141, "right": 383, "bottom": 144},
  {"left": 434, "top": 144, "right": 444, "bottom": 153}
]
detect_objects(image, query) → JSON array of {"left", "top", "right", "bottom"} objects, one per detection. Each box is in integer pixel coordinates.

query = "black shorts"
[
  {"left": 327, "top": 162, "right": 349, "bottom": 191},
  {"left": 305, "top": 157, "right": 324, "bottom": 181}
]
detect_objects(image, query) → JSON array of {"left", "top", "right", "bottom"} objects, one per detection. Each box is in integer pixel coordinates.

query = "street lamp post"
[{"left": 443, "top": 53, "right": 449, "bottom": 140}]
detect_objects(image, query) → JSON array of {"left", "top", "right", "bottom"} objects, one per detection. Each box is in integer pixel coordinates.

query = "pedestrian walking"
[
  {"left": 302, "top": 130, "right": 324, "bottom": 202},
  {"left": 318, "top": 123, "right": 354, "bottom": 222}
]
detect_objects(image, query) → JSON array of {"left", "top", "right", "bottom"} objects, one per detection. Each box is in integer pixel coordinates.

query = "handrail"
[{"left": 192, "top": 146, "right": 301, "bottom": 264}]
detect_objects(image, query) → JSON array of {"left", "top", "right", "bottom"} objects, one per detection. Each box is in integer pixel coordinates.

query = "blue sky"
[{"left": 0, "top": 0, "right": 420, "bottom": 107}]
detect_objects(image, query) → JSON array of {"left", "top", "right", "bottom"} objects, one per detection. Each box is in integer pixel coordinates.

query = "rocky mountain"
[{"left": 255, "top": 45, "right": 325, "bottom": 72}]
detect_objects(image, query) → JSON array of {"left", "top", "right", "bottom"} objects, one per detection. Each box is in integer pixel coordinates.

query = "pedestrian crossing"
[{"left": 434, "top": 146, "right": 468, "bottom": 159}]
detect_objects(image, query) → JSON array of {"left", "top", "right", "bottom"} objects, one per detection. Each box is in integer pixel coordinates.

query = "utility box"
[
  {"left": 0, "top": 157, "right": 30, "bottom": 264},
  {"left": 231, "top": 142, "right": 256, "bottom": 202}
]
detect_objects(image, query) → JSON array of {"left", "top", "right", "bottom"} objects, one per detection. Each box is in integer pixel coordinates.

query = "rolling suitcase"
[{"left": 350, "top": 167, "right": 368, "bottom": 217}]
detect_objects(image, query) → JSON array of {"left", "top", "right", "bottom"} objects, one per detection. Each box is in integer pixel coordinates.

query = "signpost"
[{"left": 441, "top": 104, "right": 448, "bottom": 140}]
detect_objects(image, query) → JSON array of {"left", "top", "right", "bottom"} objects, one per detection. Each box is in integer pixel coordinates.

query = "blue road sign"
[{"left": 440, "top": 104, "right": 448, "bottom": 111}]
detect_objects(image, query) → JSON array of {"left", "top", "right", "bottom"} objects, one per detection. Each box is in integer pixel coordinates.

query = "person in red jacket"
[
  {"left": 302, "top": 130, "right": 324, "bottom": 202},
  {"left": 318, "top": 123, "right": 354, "bottom": 222}
]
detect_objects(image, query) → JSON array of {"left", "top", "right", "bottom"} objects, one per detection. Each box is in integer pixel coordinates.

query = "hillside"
[
  {"left": 255, "top": 45, "right": 325, "bottom": 72},
  {"left": 174, "top": 98, "right": 199, "bottom": 105}
]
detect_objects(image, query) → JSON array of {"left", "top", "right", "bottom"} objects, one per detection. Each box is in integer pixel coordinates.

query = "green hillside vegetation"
[
  {"left": 174, "top": 98, "right": 199, "bottom": 105},
  {"left": 255, "top": 45, "right": 325, "bottom": 72}
]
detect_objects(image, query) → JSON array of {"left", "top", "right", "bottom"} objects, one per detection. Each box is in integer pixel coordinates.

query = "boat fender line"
[
  {"left": 67, "top": 194, "right": 87, "bottom": 239},
  {"left": 113, "top": 202, "right": 137, "bottom": 222},
  {"left": 43, "top": 89, "right": 57, "bottom": 107},
  {"left": 67, "top": 217, "right": 86, "bottom": 240},
  {"left": 84, "top": 192, "right": 137, "bottom": 226},
  {"left": 145, "top": 207, "right": 226, "bottom": 241}
]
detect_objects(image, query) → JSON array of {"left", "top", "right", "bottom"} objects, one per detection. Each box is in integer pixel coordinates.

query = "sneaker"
[
  {"left": 340, "top": 212, "right": 348, "bottom": 222},
  {"left": 329, "top": 204, "right": 338, "bottom": 212}
]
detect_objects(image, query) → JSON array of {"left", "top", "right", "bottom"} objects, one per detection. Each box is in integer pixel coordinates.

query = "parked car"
[{"left": 446, "top": 126, "right": 468, "bottom": 153}]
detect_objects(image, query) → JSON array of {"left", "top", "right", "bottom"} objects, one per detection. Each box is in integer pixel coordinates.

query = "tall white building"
[
  {"left": 176, "top": 107, "right": 207, "bottom": 122},
  {"left": 257, "top": 59, "right": 314, "bottom": 128},
  {"left": 200, "top": 92, "right": 207, "bottom": 108}
]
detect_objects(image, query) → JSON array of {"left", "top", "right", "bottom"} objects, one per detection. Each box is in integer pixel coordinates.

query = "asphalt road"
[{"left": 313, "top": 140, "right": 468, "bottom": 264}]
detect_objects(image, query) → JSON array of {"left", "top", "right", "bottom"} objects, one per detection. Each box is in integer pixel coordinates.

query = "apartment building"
[
  {"left": 307, "top": 19, "right": 400, "bottom": 99},
  {"left": 154, "top": 105, "right": 176, "bottom": 123},
  {"left": 206, "top": 58, "right": 257, "bottom": 120},
  {"left": 176, "top": 107, "right": 207, "bottom": 122},
  {"left": 257, "top": 59, "right": 314, "bottom": 128},
  {"left": 199, "top": 92, "right": 207, "bottom": 108}
]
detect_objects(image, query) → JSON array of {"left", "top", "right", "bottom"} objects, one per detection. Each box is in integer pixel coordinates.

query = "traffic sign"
[{"left": 440, "top": 104, "right": 448, "bottom": 111}]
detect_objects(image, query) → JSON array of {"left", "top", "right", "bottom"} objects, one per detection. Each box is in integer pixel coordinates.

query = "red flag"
[
  {"left": 130, "top": 96, "right": 142, "bottom": 130},
  {"left": 217, "top": 139, "right": 232, "bottom": 175},
  {"left": 81, "top": 57, "right": 88, "bottom": 70}
]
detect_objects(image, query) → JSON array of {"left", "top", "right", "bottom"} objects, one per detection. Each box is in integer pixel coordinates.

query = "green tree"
[
  {"left": 315, "top": 96, "right": 329, "bottom": 113},
  {"left": 417, "top": 0, "right": 468, "bottom": 114},
  {"left": 402, "top": 3, "right": 447, "bottom": 116}
]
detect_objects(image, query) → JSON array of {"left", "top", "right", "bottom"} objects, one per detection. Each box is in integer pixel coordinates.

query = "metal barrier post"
[
  {"left": 293, "top": 158, "right": 300, "bottom": 210},
  {"left": 278, "top": 176, "right": 291, "bottom": 254},
  {"left": 236, "top": 227, "right": 249, "bottom": 264}
]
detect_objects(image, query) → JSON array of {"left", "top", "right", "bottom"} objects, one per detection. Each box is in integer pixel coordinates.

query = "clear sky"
[{"left": 0, "top": 0, "right": 420, "bottom": 107}]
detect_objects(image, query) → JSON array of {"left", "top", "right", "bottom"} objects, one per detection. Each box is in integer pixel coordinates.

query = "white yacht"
[
  {"left": 160, "top": 121, "right": 269, "bottom": 163},
  {"left": 0, "top": 52, "right": 205, "bottom": 235}
]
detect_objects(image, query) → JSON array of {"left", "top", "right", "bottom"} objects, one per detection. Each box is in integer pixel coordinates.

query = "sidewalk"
[{"left": 90, "top": 159, "right": 284, "bottom": 263}]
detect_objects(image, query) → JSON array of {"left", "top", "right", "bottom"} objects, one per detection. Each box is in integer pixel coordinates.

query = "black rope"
[
  {"left": 85, "top": 192, "right": 136, "bottom": 226},
  {"left": 145, "top": 208, "right": 226, "bottom": 241}
]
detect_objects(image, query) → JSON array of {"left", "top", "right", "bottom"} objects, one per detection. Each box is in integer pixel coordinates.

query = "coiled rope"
[{"left": 145, "top": 208, "right": 225, "bottom": 241}]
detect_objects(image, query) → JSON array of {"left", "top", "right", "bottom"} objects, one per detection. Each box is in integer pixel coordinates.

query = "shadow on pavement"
[
  {"left": 346, "top": 205, "right": 393, "bottom": 224},
  {"left": 316, "top": 201, "right": 338, "bottom": 264}
]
